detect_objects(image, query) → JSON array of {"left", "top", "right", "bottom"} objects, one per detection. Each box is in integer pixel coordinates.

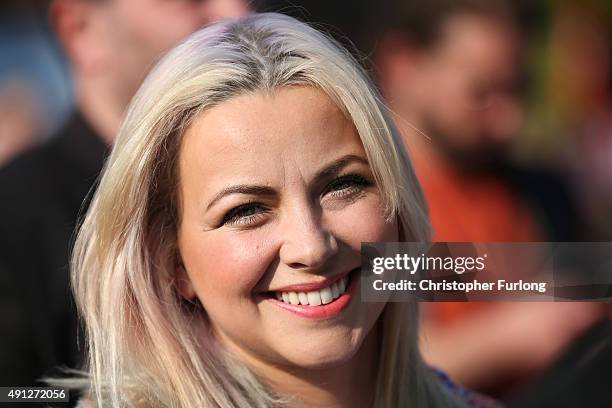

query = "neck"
[
  {"left": 75, "top": 75, "right": 124, "bottom": 145},
  {"left": 278, "top": 328, "right": 380, "bottom": 408},
  {"left": 225, "top": 324, "right": 381, "bottom": 408}
]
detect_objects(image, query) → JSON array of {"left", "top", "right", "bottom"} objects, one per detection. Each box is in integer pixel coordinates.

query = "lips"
[
  {"left": 275, "top": 274, "right": 349, "bottom": 306},
  {"left": 264, "top": 268, "right": 359, "bottom": 319},
  {"left": 270, "top": 269, "right": 351, "bottom": 294}
]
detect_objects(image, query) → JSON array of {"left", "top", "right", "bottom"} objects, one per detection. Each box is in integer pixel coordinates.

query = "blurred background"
[
  {"left": 0, "top": 2, "right": 72, "bottom": 167},
  {"left": 3, "top": 0, "right": 612, "bottom": 239},
  {"left": 0, "top": 0, "right": 610, "bottom": 407}
]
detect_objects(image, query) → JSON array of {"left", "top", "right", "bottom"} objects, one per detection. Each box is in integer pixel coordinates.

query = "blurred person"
[
  {"left": 0, "top": 78, "right": 44, "bottom": 166},
  {"left": 504, "top": 4, "right": 612, "bottom": 405},
  {"left": 529, "top": 2, "right": 612, "bottom": 240},
  {"left": 63, "top": 13, "right": 499, "bottom": 407},
  {"left": 507, "top": 316, "right": 612, "bottom": 408},
  {"left": 0, "top": 9, "right": 74, "bottom": 163},
  {"left": 374, "top": 0, "right": 604, "bottom": 397},
  {"left": 0, "top": 0, "right": 248, "bottom": 394}
]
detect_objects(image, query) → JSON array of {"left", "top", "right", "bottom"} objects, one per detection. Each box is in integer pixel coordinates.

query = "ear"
[
  {"left": 176, "top": 261, "right": 197, "bottom": 300},
  {"left": 50, "top": 0, "right": 111, "bottom": 73}
]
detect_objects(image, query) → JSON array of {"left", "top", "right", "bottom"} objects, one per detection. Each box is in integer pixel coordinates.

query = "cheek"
[
  {"left": 179, "top": 226, "right": 274, "bottom": 300},
  {"left": 329, "top": 195, "right": 398, "bottom": 248}
]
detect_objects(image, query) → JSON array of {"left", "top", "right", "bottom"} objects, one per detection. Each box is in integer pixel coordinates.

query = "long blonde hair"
[{"left": 71, "top": 12, "right": 465, "bottom": 408}]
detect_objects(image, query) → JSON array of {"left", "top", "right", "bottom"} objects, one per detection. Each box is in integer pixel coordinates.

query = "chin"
[{"left": 276, "top": 329, "right": 365, "bottom": 370}]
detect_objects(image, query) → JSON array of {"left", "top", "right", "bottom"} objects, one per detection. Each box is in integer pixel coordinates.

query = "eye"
[
  {"left": 323, "top": 174, "right": 373, "bottom": 200},
  {"left": 221, "top": 202, "right": 270, "bottom": 227}
]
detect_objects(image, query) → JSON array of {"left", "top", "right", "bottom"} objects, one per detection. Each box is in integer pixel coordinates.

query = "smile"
[
  {"left": 275, "top": 275, "right": 349, "bottom": 306},
  {"left": 265, "top": 268, "right": 358, "bottom": 319}
]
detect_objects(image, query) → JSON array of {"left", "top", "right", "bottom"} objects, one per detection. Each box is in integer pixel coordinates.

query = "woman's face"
[{"left": 177, "top": 86, "right": 398, "bottom": 372}]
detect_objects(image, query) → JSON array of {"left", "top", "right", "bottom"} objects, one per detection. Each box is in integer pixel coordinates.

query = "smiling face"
[{"left": 176, "top": 86, "right": 398, "bottom": 374}]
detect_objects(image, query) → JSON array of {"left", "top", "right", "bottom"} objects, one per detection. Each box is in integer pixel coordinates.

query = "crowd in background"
[{"left": 0, "top": 0, "right": 610, "bottom": 407}]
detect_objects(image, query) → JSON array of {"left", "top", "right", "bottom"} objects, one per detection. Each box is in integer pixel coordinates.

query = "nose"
[{"left": 279, "top": 203, "right": 338, "bottom": 270}]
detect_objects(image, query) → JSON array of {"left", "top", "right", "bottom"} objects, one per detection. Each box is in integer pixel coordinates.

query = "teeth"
[
  {"left": 338, "top": 277, "right": 347, "bottom": 293},
  {"left": 288, "top": 292, "right": 300, "bottom": 305},
  {"left": 275, "top": 275, "right": 350, "bottom": 307},
  {"left": 331, "top": 282, "right": 339, "bottom": 299},
  {"left": 320, "top": 287, "right": 333, "bottom": 304},
  {"left": 307, "top": 291, "right": 322, "bottom": 306}
]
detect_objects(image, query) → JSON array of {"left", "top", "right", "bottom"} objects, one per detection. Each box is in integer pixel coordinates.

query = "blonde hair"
[{"left": 70, "top": 12, "right": 466, "bottom": 408}]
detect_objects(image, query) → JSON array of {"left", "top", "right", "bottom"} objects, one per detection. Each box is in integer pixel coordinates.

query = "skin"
[
  {"left": 379, "top": 14, "right": 524, "bottom": 171},
  {"left": 177, "top": 86, "right": 398, "bottom": 407},
  {"left": 51, "top": 0, "right": 249, "bottom": 143},
  {"left": 378, "top": 13, "right": 603, "bottom": 389}
]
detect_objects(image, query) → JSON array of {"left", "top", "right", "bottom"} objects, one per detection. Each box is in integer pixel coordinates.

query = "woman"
[{"left": 69, "top": 12, "right": 499, "bottom": 408}]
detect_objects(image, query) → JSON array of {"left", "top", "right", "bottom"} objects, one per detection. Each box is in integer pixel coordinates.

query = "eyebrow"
[
  {"left": 311, "top": 154, "right": 369, "bottom": 187},
  {"left": 205, "top": 154, "right": 369, "bottom": 211}
]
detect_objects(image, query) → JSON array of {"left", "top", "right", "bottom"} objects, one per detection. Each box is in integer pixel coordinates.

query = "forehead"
[
  {"left": 179, "top": 86, "right": 365, "bottom": 183},
  {"left": 435, "top": 14, "right": 519, "bottom": 66}
]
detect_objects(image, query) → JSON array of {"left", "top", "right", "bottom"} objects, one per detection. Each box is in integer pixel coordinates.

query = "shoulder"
[
  {"left": 433, "top": 368, "right": 505, "bottom": 408},
  {"left": 0, "top": 114, "right": 101, "bottom": 223},
  {"left": 0, "top": 138, "right": 65, "bottom": 213},
  {"left": 0, "top": 131, "right": 79, "bottom": 267}
]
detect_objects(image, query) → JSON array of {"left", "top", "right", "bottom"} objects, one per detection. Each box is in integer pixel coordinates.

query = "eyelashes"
[
  {"left": 221, "top": 202, "right": 270, "bottom": 227},
  {"left": 221, "top": 174, "right": 374, "bottom": 227},
  {"left": 322, "top": 174, "right": 372, "bottom": 200}
]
